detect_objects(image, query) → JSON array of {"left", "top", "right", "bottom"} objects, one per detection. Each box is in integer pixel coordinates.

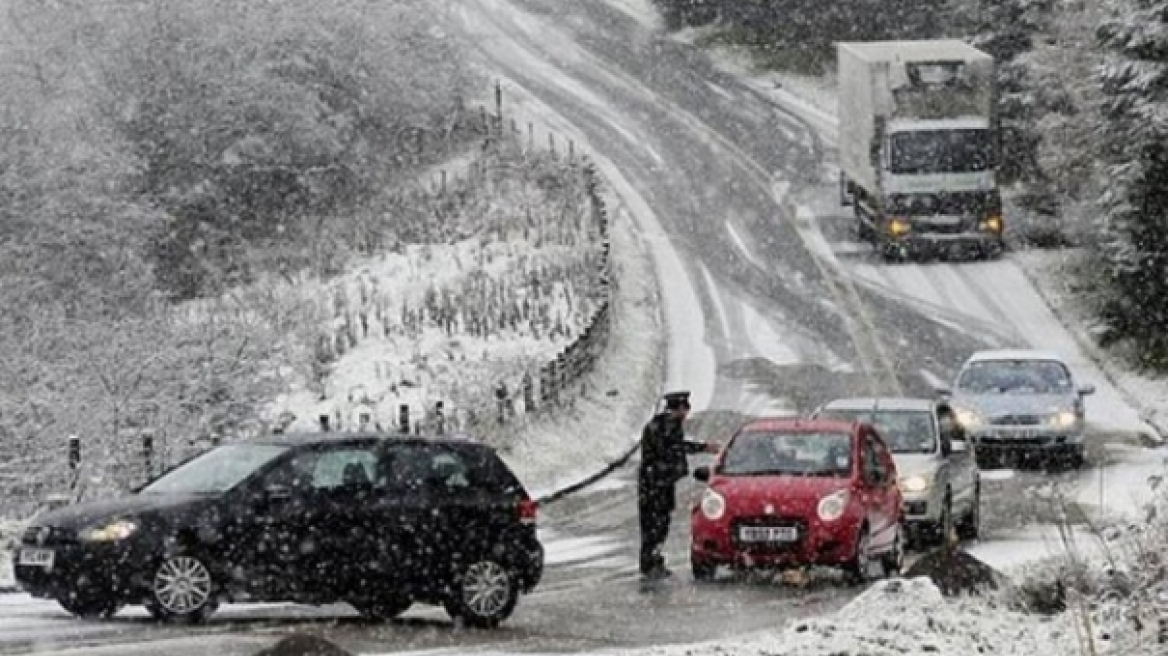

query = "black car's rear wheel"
[
  {"left": 145, "top": 553, "right": 218, "bottom": 623},
  {"left": 351, "top": 596, "right": 412, "bottom": 621},
  {"left": 444, "top": 558, "right": 518, "bottom": 628},
  {"left": 57, "top": 592, "right": 121, "bottom": 619}
]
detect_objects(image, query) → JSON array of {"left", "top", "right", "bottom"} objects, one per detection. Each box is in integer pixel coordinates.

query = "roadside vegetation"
[{"left": 0, "top": 0, "right": 601, "bottom": 516}]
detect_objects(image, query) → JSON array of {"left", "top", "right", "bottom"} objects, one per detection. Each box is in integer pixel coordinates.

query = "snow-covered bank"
[{"left": 495, "top": 210, "right": 665, "bottom": 498}]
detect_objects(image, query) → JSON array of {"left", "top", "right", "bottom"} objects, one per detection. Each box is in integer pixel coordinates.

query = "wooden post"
[
  {"left": 67, "top": 435, "right": 80, "bottom": 490},
  {"left": 141, "top": 433, "right": 154, "bottom": 480},
  {"left": 399, "top": 404, "right": 410, "bottom": 434},
  {"left": 319, "top": 414, "right": 330, "bottom": 432},
  {"left": 435, "top": 401, "right": 446, "bottom": 435},
  {"left": 496, "top": 383, "right": 508, "bottom": 424},
  {"left": 522, "top": 372, "right": 535, "bottom": 413},
  {"left": 540, "top": 364, "right": 552, "bottom": 406},
  {"left": 495, "top": 81, "right": 503, "bottom": 123}
]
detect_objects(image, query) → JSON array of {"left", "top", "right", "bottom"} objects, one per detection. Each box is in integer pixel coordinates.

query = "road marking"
[{"left": 725, "top": 221, "right": 765, "bottom": 269}]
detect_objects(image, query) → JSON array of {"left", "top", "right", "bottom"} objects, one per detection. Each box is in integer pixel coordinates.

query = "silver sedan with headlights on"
[
  {"left": 939, "top": 349, "right": 1095, "bottom": 470},
  {"left": 812, "top": 397, "right": 980, "bottom": 548}
]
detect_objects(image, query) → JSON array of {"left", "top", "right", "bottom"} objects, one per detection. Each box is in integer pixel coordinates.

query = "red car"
[{"left": 690, "top": 418, "right": 904, "bottom": 583}]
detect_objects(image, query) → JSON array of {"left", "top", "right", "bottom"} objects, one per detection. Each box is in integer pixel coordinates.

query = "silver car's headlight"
[
  {"left": 899, "top": 475, "right": 932, "bottom": 494},
  {"left": 955, "top": 409, "right": 982, "bottom": 428},
  {"left": 79, "top": 519, "right": 138, "bottom": 542},
  {"left": 1050, "top": 411, "right": 1078, "bottom": 428}
]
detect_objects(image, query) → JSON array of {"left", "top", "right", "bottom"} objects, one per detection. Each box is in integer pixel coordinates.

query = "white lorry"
[{"left": 837, "top": 40, "right": 1003, "bottom": 260}]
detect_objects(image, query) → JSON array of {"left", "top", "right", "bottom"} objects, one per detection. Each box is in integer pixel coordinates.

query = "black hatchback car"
[{"left": 14, "top": 433, "right": 544, "bottom": 627}]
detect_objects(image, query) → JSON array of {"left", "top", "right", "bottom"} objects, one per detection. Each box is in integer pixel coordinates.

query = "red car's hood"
[{"left": 711, "top": 475, "right": 850, "bottom": 517}]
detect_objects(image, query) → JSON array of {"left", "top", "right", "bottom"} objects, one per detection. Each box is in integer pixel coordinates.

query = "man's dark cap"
[{"left": 664, "top": 391, "right": 691, "bottom": 410}]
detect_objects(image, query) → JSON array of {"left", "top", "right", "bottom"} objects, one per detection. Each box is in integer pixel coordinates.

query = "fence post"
[
  {"left": 399, "top": 404, "right": 410, "bottom": 434},
  {"left": 496, "top": 383, "right": 508, "bottom": 424},
  {"left": 142, "top": 433, "right": 154, "bottom": 480},
  {"left": 319, "top": 414, "right": 330, "bottom": 432},
  {"left": 495, "top": 80, "right": 503, "bottom": 123},
  {"left": 435, "top": 401, "right": 446, "bottom": 435},
  {"left": 523, "top": 373, "right": 535, "bottom": 413},
  {"left": 556, "top": 353, "right": 567, "bottom": 400},
  {"left": 67, "top": 435, "right": 80, "bottom": 489},
  {"left": 540, "top": 364, "right": 552, "bottom": 406}
]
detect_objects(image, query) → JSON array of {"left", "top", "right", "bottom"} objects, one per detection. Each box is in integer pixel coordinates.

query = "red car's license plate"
[{"left": 739, "top": 526, "right": 798, "bottom": 542}]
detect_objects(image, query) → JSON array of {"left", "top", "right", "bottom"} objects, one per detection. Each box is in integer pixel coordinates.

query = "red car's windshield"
[{"left": 719, "top": 431, "right": 853, "bottom": 477}]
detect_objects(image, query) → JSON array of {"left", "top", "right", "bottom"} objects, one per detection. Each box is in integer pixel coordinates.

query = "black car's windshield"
[
  {"left": 956, "top": 360, "right": 1073, "bottom": 395},
  {"left": 817, "top": 409, "right": 936, "bottom": 454},
  {"left": 719, "top": 431, "right": 852, "bottom": 477},
  {"left": 140, "top": 443, "right": 290, "bottom": 495}
]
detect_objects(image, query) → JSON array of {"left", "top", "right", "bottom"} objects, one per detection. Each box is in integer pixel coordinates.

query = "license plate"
[
  {"left": 994, "top": 430, "right": 1039, "bottom": 439},
  {"left": 19, "top": 548, "right": 54, "bottom": 569},
  {"left": 739, "top": 526, "right": 798, "bottom": 543}
]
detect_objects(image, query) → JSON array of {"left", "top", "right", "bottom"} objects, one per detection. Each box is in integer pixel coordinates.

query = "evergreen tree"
[{"left": 1094, "top": 0, "right": 1168, "bottom": 367}]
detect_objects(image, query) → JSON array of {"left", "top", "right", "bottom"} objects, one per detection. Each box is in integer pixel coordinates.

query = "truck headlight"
[
  {"left": 979, "top": 215, "right": 1003, "bottom": 233},
  {"left": 1051, "top": 411, "right": 1078, "bottom": 428},
  {"left": 956, "top": 409, "right": 981, "bottom": 428},
  {"left": 700, "top": 489, "right": 725, "bottom": 521},
  {"left": 817, "top": 490, "right": 850, "bottom": 522},
  {"left": 888, "top": 218, "right": 912, "bottom": 236},
  {"left": 79, "top": 519, "right": 138, "bottom": 542},
  {"left": 899, "top": 475, "right": 931, "bottom": 494}
]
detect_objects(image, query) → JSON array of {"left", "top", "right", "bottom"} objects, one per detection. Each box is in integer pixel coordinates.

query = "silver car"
[
  {"left": 813, "top": 397, "right": 980, "bottom": 548},
  {"left": 940, "top": 349, "right": 1095, "bottom": 469}
]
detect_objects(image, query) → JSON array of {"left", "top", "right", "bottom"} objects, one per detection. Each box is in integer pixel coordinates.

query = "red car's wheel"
[
  {"left": 844, "top": 525, "right": 873, "bottom": 586},
  {"left": 691, "top": 557, "right": 717, "bottom": 582}
]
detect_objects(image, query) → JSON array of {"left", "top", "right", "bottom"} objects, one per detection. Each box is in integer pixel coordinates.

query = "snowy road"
[{"left": 1, "top": 0, "right": 1159, "bottom": 653}]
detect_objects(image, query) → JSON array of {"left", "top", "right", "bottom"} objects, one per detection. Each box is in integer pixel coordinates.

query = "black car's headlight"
[{"left": 78, "top": 519, "right": 138, "bottom": 542}]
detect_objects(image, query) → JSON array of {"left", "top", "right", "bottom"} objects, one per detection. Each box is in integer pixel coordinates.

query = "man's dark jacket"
[{"left": 639, "top": 412, "right": 706, "bottom": 487}]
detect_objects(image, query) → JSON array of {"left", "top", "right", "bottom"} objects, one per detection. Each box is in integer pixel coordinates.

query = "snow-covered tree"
[
  {"left": 949, "top": 0, "right": 1058, "bottom": 213},
  {"left": 1093, "top": 0, "right": 1168, "bottom": 367}
]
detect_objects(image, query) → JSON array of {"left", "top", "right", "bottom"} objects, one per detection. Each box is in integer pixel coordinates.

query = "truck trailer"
[{"left": 837, "top": 40, "right": 1003, "bottom": 260}]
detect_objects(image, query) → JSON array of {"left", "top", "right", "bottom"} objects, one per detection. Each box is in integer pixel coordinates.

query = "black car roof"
[{"left": 247, "top": 431, "right": 491, "bottom": 449}]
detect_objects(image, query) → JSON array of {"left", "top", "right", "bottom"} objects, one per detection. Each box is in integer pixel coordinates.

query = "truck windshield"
[{"left": 889, "top": 129, "right": 993, "bottom": 174}]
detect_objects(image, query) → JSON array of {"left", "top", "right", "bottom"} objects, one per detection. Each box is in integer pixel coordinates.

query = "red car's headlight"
[
  {"left": 700, "top": 488, "right": 726, "bottom": 520},
  {"left": 817, "top": 490, "right": 849, "bottom": 522}
]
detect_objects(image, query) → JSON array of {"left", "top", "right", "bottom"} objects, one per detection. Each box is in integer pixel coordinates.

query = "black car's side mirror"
[{"left": 693, "top": 466, "right": 710, "bottom": 483}]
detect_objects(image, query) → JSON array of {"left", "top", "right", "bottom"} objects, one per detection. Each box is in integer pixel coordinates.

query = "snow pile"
[{"left": 735, "top": 577, "right": 1076, "bottom": 656}]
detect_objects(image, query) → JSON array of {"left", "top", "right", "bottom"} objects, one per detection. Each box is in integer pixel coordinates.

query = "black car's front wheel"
[
  {"left": 145, "top": 552, "right": 218, "bottom": 623},
  {"left": 444, "top": 558, "right": 519, "bottom": 628}
]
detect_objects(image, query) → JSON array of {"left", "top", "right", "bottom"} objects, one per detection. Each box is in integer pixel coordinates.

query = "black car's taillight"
[{"left": 518, "top": 497, "right": 538, "bottom": 526}]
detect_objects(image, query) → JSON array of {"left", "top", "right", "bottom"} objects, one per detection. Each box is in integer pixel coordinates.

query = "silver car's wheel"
[
  {"left": 882, "top": 525, "right": 905, "bottom": 577},
  {"left": 148, "top": 554, "right": 216, "bottom": 623},
  {"left": 845, "top": 526, "right": 873, "bottom": 585}
]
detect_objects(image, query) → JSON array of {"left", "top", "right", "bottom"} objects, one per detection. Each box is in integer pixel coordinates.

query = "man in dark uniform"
[{"left": 638, "top": 391, "right": 719, "bottom": 579}]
